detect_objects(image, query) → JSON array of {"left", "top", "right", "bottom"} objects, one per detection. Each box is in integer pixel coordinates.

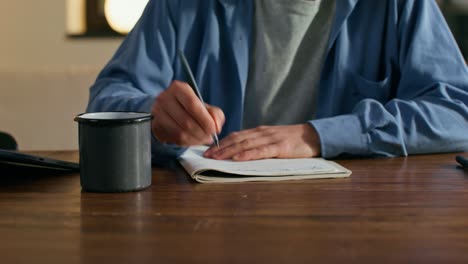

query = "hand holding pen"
[
  {"left": 150, "top": 51, "right": 225, "bottom": 147},
  {"left": 177, "top": 50, "right": 220, "bottom": 147}
]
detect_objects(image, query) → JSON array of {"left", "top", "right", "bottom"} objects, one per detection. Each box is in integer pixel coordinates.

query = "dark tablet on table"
[{"left": 0, "top": 149, "right": 80, "bottom": 173}]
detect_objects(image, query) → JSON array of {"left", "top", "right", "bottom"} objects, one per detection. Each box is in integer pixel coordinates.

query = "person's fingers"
[
  {"left": 151, "top": 100, "right": 171, "bottom": 142},
  {"left": 152, "top": 101, "right": 204, "bottom": 145},
  {"left": 172, "top": 81, "right": 218, "bottom": 136},
  {"left": 206, "top": 128, "right": 277, "bottom": 160},
  {"left": 205, "top": 104, "right": 225, "bottom": 134},
  {"left": 210, "top": 137, "right": 275, "bottom": 160},
  {"left": 232, "top": 143, "right": 282, "bottom": 161},
  {"left": 218, "top": 127, "right": 260, "bottom": 148},
  {"left": 151, "top": 119, "right": 170, "bottom": 144},
  {"left": 204, "top": 124, "right": 322, "bottom": 161},
  {"left": 163, "top": 92, "right": 211, "bottom": 142},
  {"left": 152, "top": 106, "right": 176, "bottom": 143},
  {"left": 152, "top": 80, "right": 217, "bottom": 145},
  {"left": 204, "top": 130, "right": 248, "bottom": 157},
  {"left": 208, "top": 126, "right": 271, "bottom": 152}
]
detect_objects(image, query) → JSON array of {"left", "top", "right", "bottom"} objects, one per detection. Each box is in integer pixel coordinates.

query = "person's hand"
[
  {"left": 151, "top": 80, "right": 225, "bottom": 146},
  {"left": 203, "top": 124, "right": 321, "bottom": 161}
]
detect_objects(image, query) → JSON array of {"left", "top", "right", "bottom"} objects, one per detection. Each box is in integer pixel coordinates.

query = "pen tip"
[{"left": 213, "top": 135, "right": 220, "bottom": 148}]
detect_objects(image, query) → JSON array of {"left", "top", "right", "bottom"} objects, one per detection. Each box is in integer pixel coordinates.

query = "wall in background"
[
  {"left": 440, "top": 0, "right": 468, "bottom": 59},
  {"left": 0, "top": 0, "right": 123, "bottom": 150},
  {"left": 0, "top": 0, "right": 121, "bottom": 70}
]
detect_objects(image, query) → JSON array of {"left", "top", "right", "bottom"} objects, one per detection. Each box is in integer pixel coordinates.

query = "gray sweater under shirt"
[{"left": 243, "top": 0, "right": 336, "bottom": 129}]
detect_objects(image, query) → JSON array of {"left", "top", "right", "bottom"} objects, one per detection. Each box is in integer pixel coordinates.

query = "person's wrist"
[{"left": 303, "top": 123, "right": 321, "bottom": 157}]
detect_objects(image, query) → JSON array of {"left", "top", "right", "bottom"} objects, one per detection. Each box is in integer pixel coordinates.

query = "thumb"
[{"left": 205, "top": 104, "right": 225, "bottom": 134}]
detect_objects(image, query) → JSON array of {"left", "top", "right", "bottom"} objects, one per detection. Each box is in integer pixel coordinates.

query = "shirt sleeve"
[
  {"left": 86, "top": 0, "right": 186, "bottom": 163},
  {"left": 311, "top": 0, "right": 468, "bottom": 158},
  {"left": 87, "top": 0, "right": 175, "bottom": 113}
]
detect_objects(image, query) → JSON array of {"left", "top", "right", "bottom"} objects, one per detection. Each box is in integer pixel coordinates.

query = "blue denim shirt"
[{"left": 87, "top": 0, "right": 468, "bottom": 163}]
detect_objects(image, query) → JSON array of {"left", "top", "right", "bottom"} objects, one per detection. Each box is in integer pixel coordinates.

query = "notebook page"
[{"left": 179, "top": 146, "right": 340, "bottom": 176}]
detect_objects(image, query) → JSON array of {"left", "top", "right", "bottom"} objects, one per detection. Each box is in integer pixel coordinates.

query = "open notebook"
[{"left": 178, "top": 146, "right": 351, "bottom": 183}]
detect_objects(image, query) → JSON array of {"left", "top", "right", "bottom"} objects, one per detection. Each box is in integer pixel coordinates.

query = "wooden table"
[{"left": 1, "top": 151, "right": 468, "bottom": 263}]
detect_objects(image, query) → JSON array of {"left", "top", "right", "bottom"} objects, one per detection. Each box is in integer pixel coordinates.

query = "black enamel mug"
[{"left": 74, "top": 112, "right": 152, "bottom": 192}]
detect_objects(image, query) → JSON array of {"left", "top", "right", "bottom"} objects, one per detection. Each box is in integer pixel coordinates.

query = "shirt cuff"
[
  {"left": 309, "top": 114, "right": 369, "bottom": 158},
  {"left": 151, "top": 134, "right": 187, "bottom": 166},
  {"left": 137, "top": 95, "right": 157, "bottom": 113}
]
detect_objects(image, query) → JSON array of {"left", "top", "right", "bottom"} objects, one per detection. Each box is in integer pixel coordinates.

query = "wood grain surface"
[{"left": 1, "top": 151, "right": 468, "bottom": 264}]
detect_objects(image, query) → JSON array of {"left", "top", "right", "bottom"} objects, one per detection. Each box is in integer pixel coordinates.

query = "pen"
[
  {"left": 177, "top": 49, "right": 220, "bottom": 148},
  {"left": 456, "top": 155, "right": 468, "bottom": 169}
]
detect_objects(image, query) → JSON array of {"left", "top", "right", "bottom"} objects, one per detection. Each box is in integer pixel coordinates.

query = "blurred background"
[
  {"left": 439, "top": 0, "right": 468, "bottom": 58},
  {"left": 0, "top": 0, "right": 466, "bottom": 151}
]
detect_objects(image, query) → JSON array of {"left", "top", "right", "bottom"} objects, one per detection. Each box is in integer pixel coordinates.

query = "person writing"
[{"left": 87, "top": 0, "right": 468, "bottom": 164}]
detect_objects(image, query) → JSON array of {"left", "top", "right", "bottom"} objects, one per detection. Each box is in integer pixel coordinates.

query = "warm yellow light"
[
  {"left": 66, "top": 0, "right": 86, "bottom": 35},
  {"left": 104, "top": 0, "right": 149, "bottom": 34}
]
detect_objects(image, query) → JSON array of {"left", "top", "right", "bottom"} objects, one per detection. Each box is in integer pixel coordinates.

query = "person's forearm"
[{"left": 87, "top": 79, "right": 156, "bottom": 113}]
